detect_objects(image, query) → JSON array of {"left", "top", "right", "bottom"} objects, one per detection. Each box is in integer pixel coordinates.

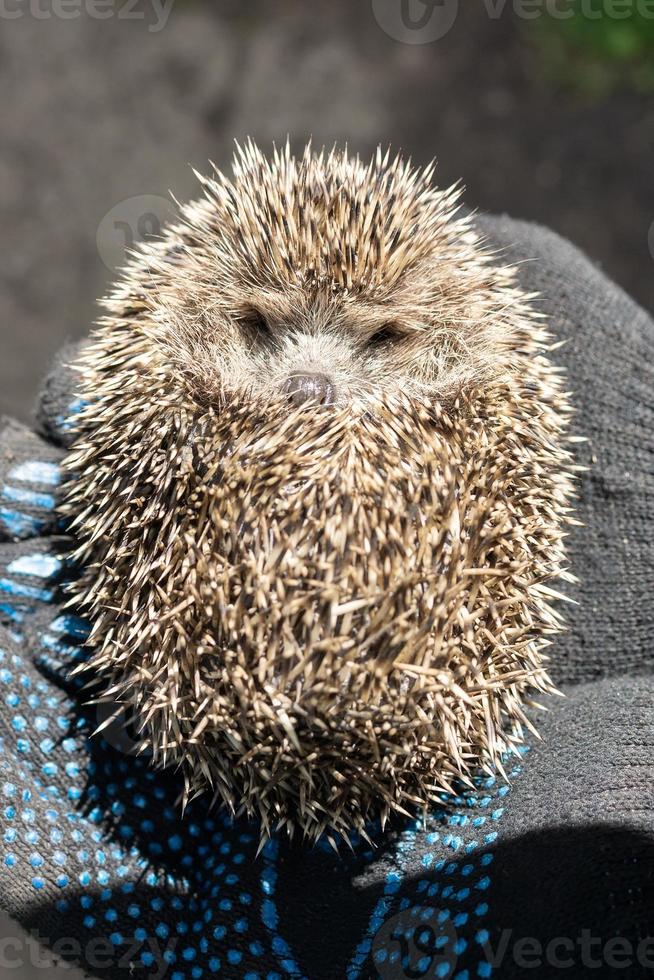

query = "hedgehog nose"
[{"left": 283, "top": 373, "right": 336, "bottom": 407}]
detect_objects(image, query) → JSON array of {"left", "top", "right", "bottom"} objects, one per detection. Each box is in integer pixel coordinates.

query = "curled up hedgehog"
[{"left": 63, "top": 142, "right": 576, "bottom": 844}]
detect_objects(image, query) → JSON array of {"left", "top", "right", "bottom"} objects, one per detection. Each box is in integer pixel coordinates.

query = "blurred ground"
[{"left": 1, "top": 1, "right": 653, "bottom": 424}]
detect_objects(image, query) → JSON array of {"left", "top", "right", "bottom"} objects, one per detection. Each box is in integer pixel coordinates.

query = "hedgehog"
[{"left": 63, "top": 141, "right": 576, "bottom": 844}]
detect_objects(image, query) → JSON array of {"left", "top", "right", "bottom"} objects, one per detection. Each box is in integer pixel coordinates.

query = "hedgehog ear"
[{"left": 35, "top": 340, "right": 88, "bottom": 448}]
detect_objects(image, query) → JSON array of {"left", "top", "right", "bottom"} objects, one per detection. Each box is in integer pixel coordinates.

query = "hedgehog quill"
[{"left": 63, "top": 142, "right": 576, "bottom": 843}]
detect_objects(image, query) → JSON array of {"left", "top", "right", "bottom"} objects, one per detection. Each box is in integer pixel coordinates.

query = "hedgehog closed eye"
[
  {"left": 240, "top": 307, "right": 273, "bottom": 341},
  {"left": 368, "top": 324, "right": 405, "bottom": 347}
]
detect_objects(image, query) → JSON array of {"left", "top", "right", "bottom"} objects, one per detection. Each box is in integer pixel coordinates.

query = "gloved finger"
[
  {"left": 0, "top": 418, "right": 64, "bottom": 543},
  {"left": 35, "top": 341, "right": 86, "bottom": 449}
]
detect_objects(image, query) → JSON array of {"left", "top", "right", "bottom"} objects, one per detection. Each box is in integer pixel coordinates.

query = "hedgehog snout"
[{"left": 283, "top": 372, "right": 336, "bottom": 407}]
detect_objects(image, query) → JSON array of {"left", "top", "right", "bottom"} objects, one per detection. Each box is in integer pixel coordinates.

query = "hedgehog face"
[
  {"left": 158, "top": 284, "right": 469, "bottom": 411},
  {"left": 137, "top": 143, "right": 518, "bottom": 413},
  {"left": 65, "top": 143, "right": 574, "bottom": 843}
]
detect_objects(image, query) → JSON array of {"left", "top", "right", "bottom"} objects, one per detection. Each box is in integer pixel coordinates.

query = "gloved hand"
[{"left": 0, "top": 215, "right": 652, "bottom": 980}]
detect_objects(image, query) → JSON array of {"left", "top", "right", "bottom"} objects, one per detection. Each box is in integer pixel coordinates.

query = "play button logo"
[{"left": 372, "top": 0, "right": 459, "bottom": 43}]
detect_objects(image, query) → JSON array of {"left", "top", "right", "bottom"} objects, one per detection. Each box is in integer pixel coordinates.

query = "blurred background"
[
  {"left": 0, "top": 0, "right": 652, "bottom": 974},
  {"left": 0, "top": 0, "right": 653, "bottom": 425}
]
